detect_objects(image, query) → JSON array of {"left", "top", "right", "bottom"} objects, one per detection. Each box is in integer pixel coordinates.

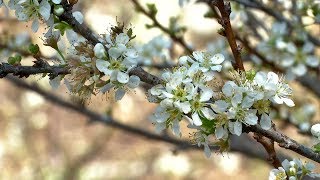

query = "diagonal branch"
[{"left": 130, "top": 0, "right": 193, "bottom": 54}]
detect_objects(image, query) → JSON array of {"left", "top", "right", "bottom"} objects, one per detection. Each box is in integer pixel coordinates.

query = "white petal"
[
  {"left": 267, "top": 72, "right": 279, "bottom": 84},
  {"left": 72, "top": 11, "right": 84, "bottom": 24},
  {"left": 292, "top": 64, "right": 307, "bottom": 76},
  {"left": 283, "top": 98, "right": 295, "bottom": 107},
  {"left": 66, "top": 29, "right": 78, "bottom": 44},
  {"left": 254, "top": 72, "right": 267, "bottom": 86},
  {"left": 192, "top": 113, "right": 202, "bottom": 126},
  {"left": 204, "top": 144, "right": 211, "bottom": 158},
  {"left": 49, "top": 76, "right": 61, "bottom": 90},
  {"left": 31, "top": 19, "right": 39, "bottom": 32},
  {"left": 96, "top": 59, "right": 110, "bottom": 74},
  {"left": 210, "top": 65, "right": 222, "bottom": 72},
  {"left": 172, "top": 120, "right": 181, "bottom": 137},
  {"left": 117, "top": 71, "right": 129, "bottom": 84},
  {"left": 215, "top": 126, "right": 226, "bottom": 139},
  {"left": 155, "top": 123, "right": 166, "bottom": 133},
  {"left": 108, "top": 44, "right": 126, "bottom": 59},
  {"left": 233, "top": 121, "right": 242, "bottom": 136},
  {"left": 179, "top": 56, "right": 188, "bottom": 65},
  {"left": 222, "top": 81, "right": 236, "bottom": 97},
  {"left": 39, "top": 0, "right": 51, "bottom": 20},
  {"left": 115, "top": 33, "right": 129, "bottom": 45},
  {"left": 200, "top": 87, "right": 213, "bottom": 102},
  {"left": 272, "top": 94, "right": 283, "bottom": 104},
  {"left": 211, "top": 53, "right": 225, "bottom": 64},
  {"left": 211, "top": 100, "right": 229, "bottom": 113},
  {"left": 241, "top": 96, "right": 254, "bottom": 108},
  {"left": 287, "top": 42, "right": 297, "bottom": 53},
  {"left": 260, "top": 113, "right": 271, "bottom": 130},
  {"left": 52, "top": 0, "right": 61, "bottom": 4},
  {"left": 115, "top": 88, "right": 126, "bottom": 101},
  {"left": 174, "top": 101, "right": 191, "bottom": 114},
  {"left": 193, "top": 51, "right": 204, "bottom": 62},
  {"left": 100, "top": 83, "right": 114, "bottom": 93},
  {"left": 245, "top": 113, "right": 258, "bottom": 125},
  {"left": 311, "top": 124, "right": 320, "bottom": 138},
  {"left": 127, "top": 75, "right": 140, "bottom": 88},
  {"left": 94, "top": 43, "right": 106, "bottom": 58},
  {"left": 305, "top": 56, "right": 319, "bottom": 67},
  {"left": 231, "top": 92, "right": 242, "bottom": 106},
  {"left": 201, "top": 107, "right": 215, "bottom": 120}
]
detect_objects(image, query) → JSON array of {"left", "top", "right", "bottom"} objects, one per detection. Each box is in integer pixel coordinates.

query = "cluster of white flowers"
[
  {"left": 135, "top": 36, "right": 172, "bottom": 66},
  {"left": 212, "top": 71, "right": 294, "bottom": 139},
  {"left": 2, "top": 0, "right": 57, "bottom": 32},
  {"left": 94, "top": 33, "right": 140, "bottom": 100},
  {"left": 149, "top": 50, "right": 295, "bottom": 156},
  {"left": 1, "top": 0, "right": 83, "bottom": 39},
  {"left": 257, "top": 22, "right": 319, "bottom": 79},
  {"left": 269, "top": 159, "right": 320, "bottom": 180}
]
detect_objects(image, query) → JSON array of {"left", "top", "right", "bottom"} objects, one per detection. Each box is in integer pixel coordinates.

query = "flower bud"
[
  {"left": 53, "top": 5, "right": 64, "bottom": 16},
  {"left": 311, "top": 124, "right": 320, "bottom": 138},
  {"left": 94, "top": 43, "right": 106, "bottom": 59}
]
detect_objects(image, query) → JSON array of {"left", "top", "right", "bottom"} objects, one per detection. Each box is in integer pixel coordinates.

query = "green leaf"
[
  {"left": 313, "top": 143, "right": 320, "bottom": 153},
  {"left": 146, "top": 3, "right": 158, "bottom": 17},
  {"left": 200, "top": 113, "right": 216, "bottom": 135},
  {"left": 29, "top": 44, "right": 39, "bottom": 54},
  {"left": 54, "top": 21, "right": 71, "bottom": 36},
  {"left": 145, "top": 24, "right": 155, "bottom": 29},
  {"left": 7, "top": 56, "right": 16, "bottom": 65}
]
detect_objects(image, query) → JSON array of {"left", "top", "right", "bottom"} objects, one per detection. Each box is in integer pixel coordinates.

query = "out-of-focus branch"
[
  {"left": 232, "top": 0, "right": 320, "bottom": 46},
  {"left": 130, "top": 0, "right": 193, "bottom": 54}
]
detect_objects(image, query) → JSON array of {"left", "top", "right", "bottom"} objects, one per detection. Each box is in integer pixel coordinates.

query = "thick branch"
[
  {"left": 246, "top": 125, "right": 320, "bottom": 163},
  {"left": 0, "top": 63, "right": 69, "bottom": 79},
  {"left": 59, "top": 0, "right": 101, "bottom": 45}
]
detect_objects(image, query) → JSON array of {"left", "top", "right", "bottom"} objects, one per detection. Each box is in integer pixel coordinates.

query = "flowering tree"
[{"left": 0, "top": 0, "right": 320, "bottom": 179}]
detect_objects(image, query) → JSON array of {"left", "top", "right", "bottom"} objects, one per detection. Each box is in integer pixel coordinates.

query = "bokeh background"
[{"left": 0, "top": 0, "right": 319, "bottom": 179}]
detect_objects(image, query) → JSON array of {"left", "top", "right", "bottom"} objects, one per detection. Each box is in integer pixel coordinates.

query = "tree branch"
[
  {"left": 212, "top": 0, "right": 245, "bottom": 70},
  {"left": 130, "top": 0, "right": 194, "bottom": 54}
]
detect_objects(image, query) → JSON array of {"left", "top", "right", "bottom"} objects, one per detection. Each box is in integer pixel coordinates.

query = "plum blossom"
[
  {"left": 95, "top": 33, "right": 140, "bottom": 100},
  {"left": 9, "top": 0, "right": 52, "bottom": 32}
]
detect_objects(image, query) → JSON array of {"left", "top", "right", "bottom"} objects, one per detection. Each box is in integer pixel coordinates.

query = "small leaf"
[
  {"left": 313, "top": 143, "right": 320, "bottom": 153},
  {"left": 8, "top": 57, "right": 16, "bottom": 65},
  {"left": 146, "top": 3, "right": 157, "bottom": 17},
  {"left": 29, "top": 44, "right": 40, "bottom": 54}
]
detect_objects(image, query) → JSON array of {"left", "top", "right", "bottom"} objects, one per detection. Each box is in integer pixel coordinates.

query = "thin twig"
[{"left": 130, "top": 0, "right": 194, "bottom": 54}]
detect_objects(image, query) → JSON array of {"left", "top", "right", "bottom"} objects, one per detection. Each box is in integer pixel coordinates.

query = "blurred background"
[{"left": 0, "top": 0, "right": 319, "bottom": 179}]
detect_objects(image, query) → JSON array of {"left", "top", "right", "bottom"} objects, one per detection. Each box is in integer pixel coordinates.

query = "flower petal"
[
  {"left": 260, "top": 113, "right": 271, "bottom": 130},
  {"left": 127, "top": 75, "right": 140, "bottom": 88},
  {"left": 115, "top": 88, "right": 126, "bottom": 101},
  {"left": 117, "top": 71, "right": 129, "bottom": 84},
  {"left": 192, "top": 113, "right": 202, "bottom": 126}
]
